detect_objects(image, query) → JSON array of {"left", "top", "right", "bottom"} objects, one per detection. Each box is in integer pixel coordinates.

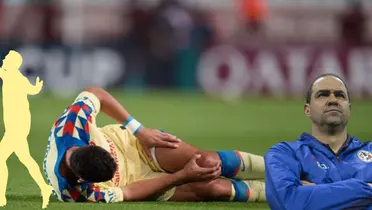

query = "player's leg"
[
  {"left": 168, "top": 178, "right": 266, "bottom": 202},
  {"left": 152, "top": 141, "right": 265, "bottom": 180},
  {"left": 141, "top": 168, "right": 264, "bottom": 202},
  {"left": 0, "top": 135, "right": 15, "bottom": 206},
  {"left": 14, "top": 140, "right": 46, "bottom": 187},
  {"left": 168, "top": 179, "right": 230, "bottom": 202},
  {"left": 14, "top": 138, "right": 53, "bottom": 208}
]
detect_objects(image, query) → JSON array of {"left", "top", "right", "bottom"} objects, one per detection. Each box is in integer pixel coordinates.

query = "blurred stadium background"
[{"left": 0, "top": 0, "right": 372, "bottom": 209}]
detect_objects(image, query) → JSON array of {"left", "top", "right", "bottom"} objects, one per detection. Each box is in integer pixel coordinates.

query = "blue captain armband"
[{"left": 123, "top": 116, "right": 143, "bottom": 135}]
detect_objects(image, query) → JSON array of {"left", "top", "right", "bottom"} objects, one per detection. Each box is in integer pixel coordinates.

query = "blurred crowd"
[
  {"left": 0, "top": 0, "right": 371, "bottom": 89},
  {"left": 123, "top": 0, "right": 214, "bottom": 88},
  {"left": 120, "top": 0, "right": 370, "bottom": 88}
]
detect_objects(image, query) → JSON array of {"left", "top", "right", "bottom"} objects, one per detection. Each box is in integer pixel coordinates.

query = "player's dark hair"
[
  {"left": 305, "top": 73, "right": 351, "bottom": 104},
  {"left": 70, "top": 146, "right": 117, "bottom": 183}
]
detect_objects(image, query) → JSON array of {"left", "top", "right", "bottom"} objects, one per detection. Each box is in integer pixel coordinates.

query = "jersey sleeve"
[
  {"left": 86, "top": 183, "right": 123, "bottom": 203},
  {"left": 53, "top": 91, "right": 101, "bottom": 146},
  {"left": 63, "top": 182, "right": 124, "bottom": 203},
  {"left": 71, "top": 91, "right": 101, "bottom": 120},
  {"left": 265, "top": 143, "right": 372, "bottom": 210}
]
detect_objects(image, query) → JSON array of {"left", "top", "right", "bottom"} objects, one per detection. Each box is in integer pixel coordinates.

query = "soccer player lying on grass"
[
  {"left": 43, "top": 87, "right": 266, "bottom": 203},
  {"left": 265, "top": 74, "right": 372, "bottom": 210}
]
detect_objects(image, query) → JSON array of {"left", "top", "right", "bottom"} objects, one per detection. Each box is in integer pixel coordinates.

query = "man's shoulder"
[
  {"left": 349, "top": 136, "right": 371, "bottom": 151},
  {"left": 359, "top": 140, "right": 372, "bottom": 149},
  {"left": 268, "top": 140, "right": 304, "bottom": 154},
  {"left": 353, "top": 140, "right": 372, "bottom": 158},
  {"left": 265, "top": 135, "right": 311, "bottom": 162},
  {"left": 367, "top": 141, "right": 372, "bottom": 149}
]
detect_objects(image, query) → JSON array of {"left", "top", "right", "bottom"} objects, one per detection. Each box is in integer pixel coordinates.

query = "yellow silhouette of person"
[{"left": 0, "top": 50, "right": 53, "bottom": 209}]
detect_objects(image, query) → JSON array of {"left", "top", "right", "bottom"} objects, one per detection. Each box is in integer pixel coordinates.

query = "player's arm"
[
  {"left": 84, "top": 87, "right": 130, "bottom": 124},
  {"left": 26, "top": 77, "right": 43, "bottom": 95},
  {"left": 265, "top": 143, "right": 372, "bottom": 210},
  {"left": 121, "top": 167, "right": 186, "bottom": 201},
  {"left": 84, "top": 154, "right": 219, "bottom": 203},
  {"left": 122, "top": 154, "right": 220, "bottom": 201},
  {"left": 84, "top": 86, "right": 180, "bottom": 148}
]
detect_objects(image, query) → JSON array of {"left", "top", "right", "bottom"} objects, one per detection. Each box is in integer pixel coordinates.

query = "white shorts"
[{"left": 150, "top": 147, "right": 165, "bottom": 172}]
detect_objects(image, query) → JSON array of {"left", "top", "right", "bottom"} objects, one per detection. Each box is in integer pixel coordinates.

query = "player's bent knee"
[{"left": 197, "top": 152, "right": 220, "bottom": 168}]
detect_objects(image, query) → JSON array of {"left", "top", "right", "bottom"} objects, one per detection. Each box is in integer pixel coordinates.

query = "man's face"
[{"left": 304, "top": 76, "right": 351, "bottom": 128}]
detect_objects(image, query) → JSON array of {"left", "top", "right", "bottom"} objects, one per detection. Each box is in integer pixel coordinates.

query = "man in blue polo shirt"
[{"left": 265, "top": 73, "right": 372, "bottom": 210}]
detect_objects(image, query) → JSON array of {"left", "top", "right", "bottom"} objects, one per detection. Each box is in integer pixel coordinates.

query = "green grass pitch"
[{"left": 0, "top": 89, "right": 371, "bottom": 210}]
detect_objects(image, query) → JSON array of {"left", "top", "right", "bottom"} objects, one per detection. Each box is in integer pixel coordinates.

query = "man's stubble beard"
[{"left": 319, "top": 115, "right": 348, "bottom": 136}]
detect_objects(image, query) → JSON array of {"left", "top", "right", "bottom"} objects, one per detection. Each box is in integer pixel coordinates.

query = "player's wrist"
[
  {"left": 172, "top": 170, "right": 188, "bottom": 185},
  {"left": 122, "top": 116, "right": 143, "bottom": 135}
]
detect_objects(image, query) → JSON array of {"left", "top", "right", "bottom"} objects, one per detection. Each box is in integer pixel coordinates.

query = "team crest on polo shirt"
[{"left": 357, "top": 150, "right": 372, "bottom": 163}]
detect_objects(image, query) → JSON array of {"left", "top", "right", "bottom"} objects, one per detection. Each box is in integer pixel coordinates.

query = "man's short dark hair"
[
  {"left": 70, "top": 146, "right": 117, "bottom": 183},
  {"left": 305, "top": 73, "right": 351, "bottom": 104}
]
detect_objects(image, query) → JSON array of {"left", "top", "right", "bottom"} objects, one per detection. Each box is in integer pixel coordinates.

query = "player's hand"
[
  {"left": 34, "top": 77, "right": 44, "bottom": 93},
  {"left": 136, "top": 127, "right": 181, "bottom": 149},
  {"left": 181, "top": 154, "right": 221, "bottom": 182},
  {"left": 368, "top": 183, "right": 372, "bottom": 187},
  {"left": 301, "top": 180, "right": 315, "bottom": 186}
]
